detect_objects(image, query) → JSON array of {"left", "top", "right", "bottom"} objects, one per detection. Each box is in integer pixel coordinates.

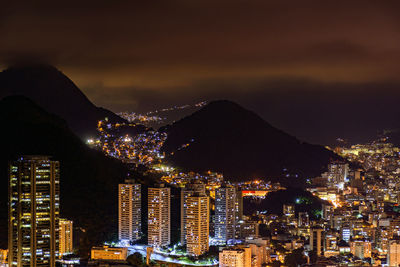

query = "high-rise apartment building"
[
  {"left": 8, "top": 156, "right": 60, "bottom": 267},
  {"left": 119, "top": 181, "right": 141, "bottom": 242},
  {"left": 215, "top": 185, "right": 238, "bottom": 243},
  {"left": 148, "top": 185, "right": 170, "bottom": 247},
  {"left": 59, "top": 219, "right": 73, "bottom": 257},
  {"left": 181, "top": 181, "right": 206, "bottom": 245},
  {"left": 310, "top": 228, "right": 324, "bottom": 256},
  {"left": 186, "top": 194, "right": 209, "bottom": 256},
  {"left": 186, "top": 194, "right": 210, "bottom": 256}
]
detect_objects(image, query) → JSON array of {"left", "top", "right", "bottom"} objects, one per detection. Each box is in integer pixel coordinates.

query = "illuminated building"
[
  {"left": 324, "top": 233, "right": 338, "bottom": 252},
  {"left": 390, "top": 217, "right": 400, "bottom": 238},
  {"left": 219, "top": 247, "right": 251, "bottom": 267},
  {"left": 90, "top": 246, "right": 127, "bottom": 260},
  {"left": 119, "top": 181, "right": 141, "bottom": 242},
  {"left": 241, "top": 190, "right": 269, "bottom": 197},
  {"left": 246, "top": 238, "right": 270, "bottom": 266},
  {"left": 8, "top": 156, "right": 60, "bottom": 267},
  {"left": 376, "top": 227, "right": 390, "bottom": 254},
  {"left": 0, "top": 249, "right": 7, "bottom": 265},
  {"left": 59, "top": 219, "right": 73, "bottom": 257},
  {"left": 327, "top": 162, "right": 349, "bottom": 188},
  {"left": 310, "top": 228, "right": 324, "bottom": 256},
  {"left": 338, "top": 240, "right": 350, "bottom": 254},
  {"left": 322, "top": 203, "right": 334, "bottom": 220},
  {"left": 332, "top": 214, "right": 344, "bottom": 230},
  {"left": 234, "top": 244, "right": 268, "bottom": 267},
  {"left": 146, "top": 247, "right": 153, "bottom": 265},
  {"left": 148, "top": 185, "right": 170, "bottom": 247},
  {"left": 324, "top": 250, "right": 339, "bottom": 258},
  {"left": 298, "top": 212, "right": 309, "bottom": 227},
  {"left": 186, "top": 193, "right": 210, "bottom": 256},
  {"left": 389, "top": 240, "right": 400, "bottom": 267},
  {"left": 310, "top": 188, "right": 340, "bottom": 208},
  {"left": 350, "top": 239, "right": 371, "bottom": 259},
  {"left": 215, "top": 185, "right": 238, "bottom": 242},
  {"left": 236, "top": 190, "right": 243, "bottom": 222},
  {"left": 181, "top": 181, "right": 206, "bottom": 245},
  {"left": 283, "top": 204, "right": 295, "bottom": 218},
  {"left": 237, "top": 221, "right": 259, "bottom": 239},
  {"left": 341, "top": 224, "right": 351, "bottom": 243}
]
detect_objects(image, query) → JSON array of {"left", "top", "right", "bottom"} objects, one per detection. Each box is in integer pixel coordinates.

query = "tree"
[
  {"left": 284, "top": 248, "right": 307, "bottom": 267},
  {"left": 127, "top": 252, "right": 145, "bottom": 266},
  {"left": 270, "top": 260, "right": 282, "bottom": 267},
  {"left": 308, "top": 250, "right": 318, "bottom": 264}
]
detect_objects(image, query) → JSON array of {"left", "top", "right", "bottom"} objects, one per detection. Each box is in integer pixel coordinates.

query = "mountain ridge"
[
  {"left": 0, "top": 65, "right": 126, "bottom": 138},
  {"left": 161, "top": 100, "right": 341, "bottom": 185}
]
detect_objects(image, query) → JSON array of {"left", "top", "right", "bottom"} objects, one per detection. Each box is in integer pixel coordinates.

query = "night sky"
[{"left": 1, "top": 1, "right": 400, "bottom": 144}]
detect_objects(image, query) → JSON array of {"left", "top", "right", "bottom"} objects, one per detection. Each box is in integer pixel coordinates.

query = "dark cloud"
[
  {"left": 1, "top": 1, "right": 400, "bottom": 144},
  {"left": 2, "top": 1, "right": 400, "bottom": 80}
]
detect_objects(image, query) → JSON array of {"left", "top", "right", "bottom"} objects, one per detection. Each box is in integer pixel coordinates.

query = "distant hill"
[
  {"left": 0, "top": 65, "right": 126, "bottom": 139},
  {"left": 161, "top": 100, "right": 340, "bottom": 185},
  {"left": 148, "top": 103, "right": 206, "bottom": 129},
  {"left": 384, "top": 130, "right": 400, "bottom": 147},
  {"left": 0, "top": 96, "right": 127, "bottom": 254}
]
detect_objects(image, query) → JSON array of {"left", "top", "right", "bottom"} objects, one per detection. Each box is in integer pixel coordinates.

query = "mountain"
[
  {"left": 161, "top": 100, "right": 341, "bottom": 185},
  {"left": 0, "top": 96, "right": 127, "bottom": 254},
  {"left": 0, "top": 65, "right": 126, "bottom": 139}
]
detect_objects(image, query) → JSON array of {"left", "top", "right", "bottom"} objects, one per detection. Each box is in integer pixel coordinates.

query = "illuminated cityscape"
[
  {"left": 9, "top": 120, "right": 400, "bottom": 267},
  {"left": 3, "top": 2, "right": 400, "bottom": 267},
  {"left": 90, "top": 119, "right": 167, "bottom": 166}
]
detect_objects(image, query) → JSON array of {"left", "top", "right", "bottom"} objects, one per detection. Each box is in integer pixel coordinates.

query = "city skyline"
[
  {"left": 6, "top": 136, "right": 400, "bottom": 266},
  {"left": 3, "top": 1, "right": 400, "bottom": 267}
]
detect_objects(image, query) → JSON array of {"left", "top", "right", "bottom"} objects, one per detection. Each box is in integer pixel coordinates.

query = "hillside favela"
[{"left": 2, "top": 2, "right": 400, "bottom": 267}]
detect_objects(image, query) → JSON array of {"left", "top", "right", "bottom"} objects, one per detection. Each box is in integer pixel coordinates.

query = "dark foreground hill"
[
  {"left": 161, "top": 100, "right": 340, "bottom": 185},
  {"left": 0, "top": 96, "right": 127, "bottom": 255},
  {"left": 0, "top": 65, "right": 126, "bottom": 138}
]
